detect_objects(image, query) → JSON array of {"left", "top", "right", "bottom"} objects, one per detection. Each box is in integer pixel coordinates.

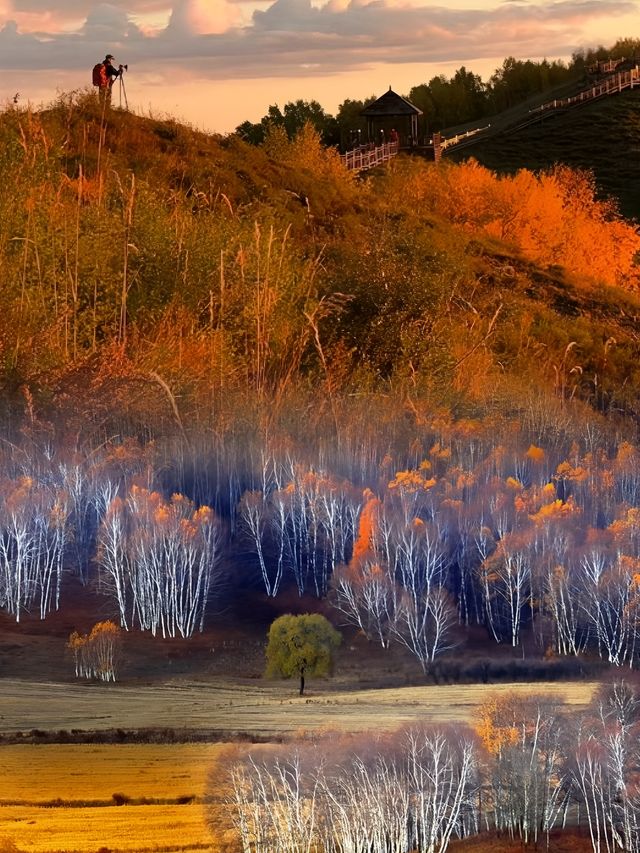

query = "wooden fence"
[
  {"left": 435, "top": 66, "right": 639, "bottom": 157},
  {"left": 341, "top": 141, "right": 399, "bottom": 172},
  {"left": 530, "top": 67, "right": 640, "bottom": 116},
  {"left": 438, "top": 124, "right": 492, "bottom": 153},
  {"left": 586, "top": 58, "right": 627, "bottom": 75}
]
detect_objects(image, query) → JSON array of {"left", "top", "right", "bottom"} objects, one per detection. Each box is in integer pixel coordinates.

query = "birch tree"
[{"left": 98, "top": 486, "right": 222, "bottom": 637}]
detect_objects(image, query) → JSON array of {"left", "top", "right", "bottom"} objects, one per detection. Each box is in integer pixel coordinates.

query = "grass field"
[
  {"left": 0, "top": 744, "right": 224, "bottom": 852},
  {"left": 0, "top": 679, "right": 597, "bottom": 852},
  {"left": 0, "top": 678, "right": 597, "bottom": 737},
  {"left": 0, "top": 803, "right": 210, "bottom": 853},
  {"left": 0, "top": 743, "right": 224, "bottom": 803}
]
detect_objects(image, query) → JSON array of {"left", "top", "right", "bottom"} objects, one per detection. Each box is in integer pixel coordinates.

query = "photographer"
[{"left": 92, "top": 54, "right": 125, "bottom": 104}]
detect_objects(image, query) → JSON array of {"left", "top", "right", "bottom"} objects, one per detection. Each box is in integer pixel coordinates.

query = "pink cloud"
[{"left": 168, "top": 0, "right": 242, "bottom": 34}]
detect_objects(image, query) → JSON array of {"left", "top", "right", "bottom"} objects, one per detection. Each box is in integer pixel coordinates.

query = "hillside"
[
  {"left": 448, "top": 88, "right": 640, "bottom": 220},
  {"left": 1, "top": 92, "right": 640, "bottom": 427}
]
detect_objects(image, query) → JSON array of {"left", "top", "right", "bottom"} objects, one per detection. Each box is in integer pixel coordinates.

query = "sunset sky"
[{"left": 0, "top": 0, "right": 637, "bottom": 133}]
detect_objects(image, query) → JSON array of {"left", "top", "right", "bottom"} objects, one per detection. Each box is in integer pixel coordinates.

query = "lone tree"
[{"left": 265, "top": 613, "right": 341, "bottom": 696}]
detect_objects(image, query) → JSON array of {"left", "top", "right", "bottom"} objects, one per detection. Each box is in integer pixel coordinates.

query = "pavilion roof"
[{"left": 360, "top": 88, "right": 423, "bottom": 117}]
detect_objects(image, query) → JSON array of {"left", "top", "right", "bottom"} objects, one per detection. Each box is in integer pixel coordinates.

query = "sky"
[{"left": 0, "top": 0, "right": 637, "bottom": 133}]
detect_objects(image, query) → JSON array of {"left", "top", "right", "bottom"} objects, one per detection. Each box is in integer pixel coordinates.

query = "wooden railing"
[
  {"left": 341, "top": 141, "right": 399, "bottom": 172},
  {"left": 439, "top": 124, "right": 492, "bottom": 152},
  {"left": 530, "top": 68, "right": 640, "bottom": 116},
  {"left": 586, "top": 58, "right": 626, "bottom": 75}
]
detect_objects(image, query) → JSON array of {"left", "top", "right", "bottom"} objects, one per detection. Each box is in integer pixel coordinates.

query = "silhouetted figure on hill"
[{"left": 92, "top": 54, "right": 122, "bottom": 105}]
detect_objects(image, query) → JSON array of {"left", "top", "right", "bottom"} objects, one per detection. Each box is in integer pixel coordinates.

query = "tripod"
[{"left": 117, "top": 72, "right": 129, "bottom": 110}]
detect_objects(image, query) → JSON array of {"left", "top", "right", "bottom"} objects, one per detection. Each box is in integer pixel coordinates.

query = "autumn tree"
[
  {"left": 223, "top": 726, "right": 478, "bottom": 853},
  {"left": 570, "top": 683, "right": 640, "bottom": 853},
  {"left": 240, "top": 461, "right": 360, "bottom": 598},
  {"left": 68, "top": 620, "right": 122, "bottom": 682},
  {"left": 476, "top": 692, "right": 570, "bottom": 843},
  {"left": 98, "top": 486, "right": 222, "bottom": 638},
  {"left": 265, "top": 613, "right": 341, "bottom": 696},
  {"left": 0, "top": 476, "right": 69, "bottom": 621}
]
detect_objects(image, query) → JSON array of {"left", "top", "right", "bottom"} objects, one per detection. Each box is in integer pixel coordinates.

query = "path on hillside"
[
  {"left": 439, "top": 66, "right": 640, "bottom": 156},
  {"left": 0, "top": 678, "right": 596, "bottom": 736}
]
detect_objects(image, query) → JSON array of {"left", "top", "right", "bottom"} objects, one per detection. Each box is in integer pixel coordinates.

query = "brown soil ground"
[
  {"left": 0, "top": 579, "right": 600, "bottom": 685},
  {"left": 450, "top": 830, "right": 593, "bottom": 852}
]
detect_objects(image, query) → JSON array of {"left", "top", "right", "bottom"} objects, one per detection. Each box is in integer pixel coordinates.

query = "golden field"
[
  {"left": 0, "top": 803, "right": 210, "bottom": 852},
  {"left": 0, "top": 744, "right": 225, "bottom": 852},
  {"left": 0, "top": 743, "right": 225, "bottom": 804}
]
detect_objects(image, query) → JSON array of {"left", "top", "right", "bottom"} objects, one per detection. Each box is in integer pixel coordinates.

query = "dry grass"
[
  {"left": 0, "top": 744, "right": 224, "bottom": 803},
  {"left": 0, "top": 678, "right": 597, "bottom": 736},
  {"left": 0, "top": 745, "right": 221, "bottom": 853},
  {"left": 0, "top": 803, "right": 209, "bottom": 852}
]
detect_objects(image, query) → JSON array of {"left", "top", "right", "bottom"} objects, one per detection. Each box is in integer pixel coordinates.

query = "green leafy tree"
[
  {"left": 283, "top": 99, "right": 336, "bottom": 143},
  {"left": 265, "top": 613, "right": 341, "bottom": 695},
  {"left": 488, "top": 56, "right": 573, "bottom": 112},
  {"left": 409, "top": 70, "right": 487, "bottom": 131},
  {"left": 234, "top": 119, "right": 265, "bottom": 145},
  {"left": 235, "top": 100, "right": 339, "bottom": 146},
  {"left": 450, "top": 66, "right": 487, "bottom": 121},
  {"left": 235, "top": 105, "right": 285, "bottom": 145},
  {"left": 609, "top": 38, "right": 640, "bottom": 61}
]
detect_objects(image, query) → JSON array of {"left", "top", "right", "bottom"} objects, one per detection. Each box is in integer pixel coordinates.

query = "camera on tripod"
[{"left": 119, "top": 63, "right": 128, "bottom": 72}]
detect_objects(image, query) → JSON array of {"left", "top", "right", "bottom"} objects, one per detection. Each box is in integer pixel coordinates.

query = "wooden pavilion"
[{"left": 360, "top": 87, "right": 423, "bottom": 146}]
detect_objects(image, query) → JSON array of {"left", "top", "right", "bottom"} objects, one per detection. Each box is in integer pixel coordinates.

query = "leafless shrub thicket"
[{"left": 218, "top": 683, "right": 640, "bottom": 852}]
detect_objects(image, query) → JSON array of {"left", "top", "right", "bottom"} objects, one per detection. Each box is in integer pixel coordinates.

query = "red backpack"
[{"left": 92, "top": 63, "right": 107, "bottom": 87}]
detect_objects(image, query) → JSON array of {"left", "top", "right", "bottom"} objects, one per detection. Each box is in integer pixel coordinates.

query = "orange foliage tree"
[
  {"left": 67, "top": 620, "right": 122, "bottom": 682},
  {"left": 408, "top": 159, "right": 640, "bottom": 290},
  {"left": 98, "top": 486, "right": 221, "bottom": 638}
]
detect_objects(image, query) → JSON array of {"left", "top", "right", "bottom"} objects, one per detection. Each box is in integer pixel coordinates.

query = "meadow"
[
  {"left": 0, "top": 743, "right": 220, "bottom": 852},
  {"left": 0, "top": 678, "right": 596, "bottom": 737},
  {"left": 0, "top": 803, "right": 209, "bottom": 853}
]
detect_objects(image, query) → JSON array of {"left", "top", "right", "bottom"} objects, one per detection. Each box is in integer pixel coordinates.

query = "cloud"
[
  {"left": 0, "top": 0, "right": 637, "bottom": 80},
  {"left": 12, "top": 0, "right": 168, "bottom": 14},
  {"left": 252, "top": 0, "right": 318, "bottom": 29},
  {"left": 167, "top": 0, "right": 242, "bottom": 35},
  {"left": 81, "top": 3, "right": 143, "bottom": 38}
]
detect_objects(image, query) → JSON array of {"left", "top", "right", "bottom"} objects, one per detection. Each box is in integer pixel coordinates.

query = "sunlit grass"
[
  {"left": 0, "top": 744, "right": 224, "bottom": 804},
  {"left": 0, "top": 744, "right": 227, "bottom": 853},
  {"left": 0, "top": 803, "right": 210, "bottom": 852}
]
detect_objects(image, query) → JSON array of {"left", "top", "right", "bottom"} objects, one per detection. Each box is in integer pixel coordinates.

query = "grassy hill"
[
  {"left": 448, "top": 89, "right": 640, "bottom": 221},
  {"left": 0, "top": 90, "right": 639, "bottom": 432}
]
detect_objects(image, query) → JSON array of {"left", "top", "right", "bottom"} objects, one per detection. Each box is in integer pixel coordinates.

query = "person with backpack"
[{"left": 92, "top": 55, "right": 122, "bottom": 104}]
